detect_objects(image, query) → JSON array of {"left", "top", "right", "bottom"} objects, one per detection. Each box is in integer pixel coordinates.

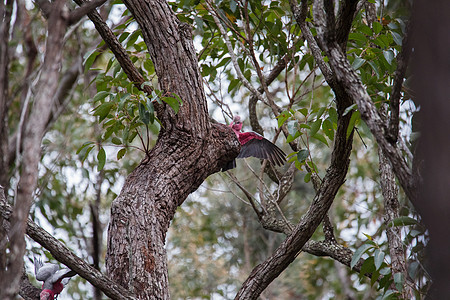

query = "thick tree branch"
[
  {"left": 387, "top": 20, "right": 412, "bottom": 143},
  {"left": 379, "top": 143, "right": 412, "bottom": 297},
  {"left": 335, "top": 0, "right": 359, "bottom": 50}
]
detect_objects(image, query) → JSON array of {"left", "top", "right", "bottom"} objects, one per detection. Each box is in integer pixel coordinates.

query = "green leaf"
[
  {"left": 286, "top": 131, "right": 301, "bottom": 143},
  {"left": 277, "top": 111, "right": 291, "bottom": 128},
  {"left": 228, "top": 78, "right": 240, "bottom": 93},
  {"left": 368, "top": 60, "right": 382, "bottom": 78},
  {"left": 297, "top": 149, "right": 309, "bottom": 162},
  {"left": 408, "top": 261, "right": 419, "bottom": 280},
  {"left": 97, "top": 147, "right": 106, "bottom": 171},
  {"left": 80, "top": 145, "right": 95, "bottom": 163},
  {"left": 312, "top": 133, "right": 329, "bottom": 146},
  {"left": 394, "top": 273, "right": 404, "bottom": 292},
  {"left": 322, "top": 118, "right": 334, "bottom": 140},
  {"left": 139, "top": 102, "right": 150, "bottom": 125},
  {"left": 117, "top": 148, "right": 127, "bottom": 160},
  {"left": 216, "top": 57, "right": 231, "bottom": 68},
  {"left": 76, "top": 141, "right": 95, "bottom": 154},
  {"left": 360, "top": 256, "right": 375, "bottom": 276},
  {"left": 351, "top": 243, "right": 373, "bottom": 269},
  {"left": 127, "top": 29, "right": 142, "bottom": 48},
  {"left": 304, "top": 172, "right": 311, "bottom": 183},
  {"left": 93, "top": 102, "right": 114, "bottom": 121},
  {"left": 328, "top": 107, "right": 338, "bottom": 123},
  {"left": 162, "top": 96, "right": 180, "bottom": 114},
  {"left": 83, "top": 49, "right": 100, "bottom": 73},
  {"left": 352, "top": 57, "right": 366, "bottom": 70},
  {"left": 374, "top": 249, "right": 385, "bottom": 270},
  {"left": 343, "top": 104, "right": 357, "bottom": 116},
  {"left": 93, "top": 91, "right": 110, "bottom": 103},
  {"left": 383, "top": 50, "right": 395, "bottom": 65},
  {"left": 382, "top": 290, "right": 396, "bottom": 300},
  {"left": 390, "top": 216, "right": 419, "bottom": 227},
  {"left": 309, "top": 118, "right": 322, "bottom": 136},
  {"left": 118, "top": 31, "right": 130, "bottom": 43},
  {"left": 146, "top": 100, "right": 155, "bottom": 124},
  {"left": 111, "top": 137, "right": 122, "bottom": 145},
  {"left": 347, "top": 111, "right": 360, "bottom": 139},
  {"left": 349, "top": 32, "right": 368, "bottom": 44},
  {"left": 391, "top": 31, "right": 403, "bottom": 45},
  {"left": 373, "top": 22, "right": 382, "bottom": 34}
]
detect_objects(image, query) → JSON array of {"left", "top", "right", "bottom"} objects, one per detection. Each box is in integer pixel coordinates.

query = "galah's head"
[{"left": 231, "top": 115, "right": 243, "bottom": 132}]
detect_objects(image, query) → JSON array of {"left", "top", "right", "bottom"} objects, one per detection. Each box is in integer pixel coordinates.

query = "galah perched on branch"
[
  {"left": 222, "top": 115, "right": 286, "bottom": 171},
  {"left": 34, "top": 256, "right": 77, "bottom": 300}
]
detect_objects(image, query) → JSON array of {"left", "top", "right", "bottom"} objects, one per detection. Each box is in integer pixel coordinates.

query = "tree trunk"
[{"left": 105, "top": 0, "right": 239, "bottom": 298}]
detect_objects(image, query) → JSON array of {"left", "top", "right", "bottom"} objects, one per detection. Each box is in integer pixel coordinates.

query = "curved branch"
[{"left": 73, "top": 0, "right": 153, "bottom": 96}]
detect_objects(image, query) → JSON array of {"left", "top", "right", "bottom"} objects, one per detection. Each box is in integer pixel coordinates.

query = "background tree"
[{"left": 1, "top": 0, "right": 446, "bottom": 299}]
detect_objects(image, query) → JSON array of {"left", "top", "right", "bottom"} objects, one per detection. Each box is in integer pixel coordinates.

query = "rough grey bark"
[
  {"left": 412, "top": 0, "right": 450, "bottom": 298},
  {"left": 379, "top": 147, "right": 410, "bottom": 296},
  {"left": 104, "top": 0, "right": 240, "bottom": 298}
]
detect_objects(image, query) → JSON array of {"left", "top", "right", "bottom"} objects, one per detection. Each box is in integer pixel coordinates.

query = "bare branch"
[
  {"left": 335, "top": 0, "right": 359, "bottom": 50},
  {"left": 204, "top": 0, "right": 267, "bottom": 106},
  {"left": 68, "top": 0, "right": 107, "bottom": 25},
  {"left": 72, "top": 0, "right": 153, "bottom": 96},
  {"left": 387, "top": 20, "right": 412, "bottom": 143}
]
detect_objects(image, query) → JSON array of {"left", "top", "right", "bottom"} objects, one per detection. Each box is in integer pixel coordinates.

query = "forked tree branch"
[{"left": 314, "top": 7, "right": 418, "bottom": 203}]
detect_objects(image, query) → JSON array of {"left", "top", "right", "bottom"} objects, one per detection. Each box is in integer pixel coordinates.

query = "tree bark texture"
[{"left": 105, "top": 1, "right": 240, "bottom": 298}]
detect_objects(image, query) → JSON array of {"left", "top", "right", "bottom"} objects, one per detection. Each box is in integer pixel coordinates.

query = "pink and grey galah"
[
  {"left": 34, "top": 256, "right": 77, "bottom": 300},
  {"left": 222, "top": 115, "right": 286, "bottom": 171}
]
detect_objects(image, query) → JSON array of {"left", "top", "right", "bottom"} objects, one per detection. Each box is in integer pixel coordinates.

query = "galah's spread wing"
[{"left": 237, "top": 136, "right": 286, "bottom": 166}]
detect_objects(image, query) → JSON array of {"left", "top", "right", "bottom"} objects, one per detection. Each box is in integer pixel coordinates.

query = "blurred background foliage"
[{"left": 3, "top": 0, "right": 428, "bottom": 299}]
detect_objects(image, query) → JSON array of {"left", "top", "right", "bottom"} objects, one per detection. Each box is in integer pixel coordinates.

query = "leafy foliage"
[{"left": 3, "top": 0, "right": 427, "bottom": 299}]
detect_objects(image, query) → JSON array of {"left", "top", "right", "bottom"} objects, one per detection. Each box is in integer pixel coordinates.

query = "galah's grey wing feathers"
[
  {"left": 51, "top": 268, "right": 77, "bottom": 284},
  {"left": 36, "top": 264, "right": 59, "bottom": 282},
  {"left": 33, "top": 255, "right": 43, "bottom": 276}
]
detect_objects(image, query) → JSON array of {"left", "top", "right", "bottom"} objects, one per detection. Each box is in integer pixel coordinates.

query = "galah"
[
  {"left": 222, "top": 115, "right": 286, "bottom": 171},
  {"left": 34, "top": 256, "right": 77, "bottom": 300}
]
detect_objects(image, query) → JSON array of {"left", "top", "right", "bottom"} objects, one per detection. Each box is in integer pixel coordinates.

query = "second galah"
[
  {"left": 222, "top": 115, "right": 286, "bottom": 171},
  {"left": 34, "top": 256, "right": 77, "bottom": 300}
]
